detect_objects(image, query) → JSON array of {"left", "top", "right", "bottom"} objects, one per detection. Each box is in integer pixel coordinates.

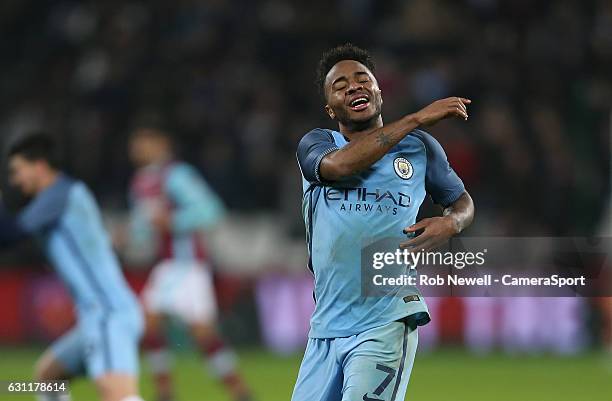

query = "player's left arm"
[
  {"left": 0, "top": 187, "right": 66, "bottom": 247},
  {"left": 161, "top": 164, "right": 226, "bottom": 234},
  {"left": 400, "top": 192, "right": 474, "bottom": 252},
  {"left": 400, "top": 131, "right": 474, "bottom": 251}
]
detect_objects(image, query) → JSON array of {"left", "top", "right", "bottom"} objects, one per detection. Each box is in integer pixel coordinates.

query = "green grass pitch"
[{"left": 0, "top": 347, "right": 610, "bottom": 400}]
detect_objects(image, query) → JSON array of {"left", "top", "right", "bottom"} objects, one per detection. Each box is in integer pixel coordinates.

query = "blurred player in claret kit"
[
  {"left": 127, "top": 126, "right": 253, "bottom": 401},
  {"left": 292, "top": 44, "right": 475, "bottom": 401},
  {"left": 0, "top": 133, "right": 145, "bottom": 401}
]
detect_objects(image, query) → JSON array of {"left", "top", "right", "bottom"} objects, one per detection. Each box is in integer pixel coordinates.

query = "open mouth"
[{"left": 349, "top": 95, "right": 370, "bottom": 111}]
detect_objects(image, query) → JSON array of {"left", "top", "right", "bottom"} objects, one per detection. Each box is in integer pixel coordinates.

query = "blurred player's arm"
[
  {"left": 0, "top": 189, "right": 65, "bottom": 246},
  {"left": 0, "top": 202, "right": 28, "bottom": 246},
  {"left": 316, "top": 97, "right": 471, "bottom": 182},
  {"left": 401, "top": 131, "right": 474, "bottom": 251},
  {"left": 161, "top": 164, "right": 226, "bottom": 234}
]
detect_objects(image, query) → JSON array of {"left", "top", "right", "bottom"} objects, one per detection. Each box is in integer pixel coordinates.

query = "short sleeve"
[
  {"left": 296, "top": 129, "right": 339, "bottom": 184},
  {"left": 17, "top": 180, "right": 71, "bottom": 233},
  {"left": 411, "top": 130, "right": 465, "bottom": 207},
  {"left": 165, "top": 164, "right": 225, "bottom": 233}
]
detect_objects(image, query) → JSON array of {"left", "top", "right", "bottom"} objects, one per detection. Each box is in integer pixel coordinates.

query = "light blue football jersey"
[
  {"left": 297, "top": 128, "right": 465, "bottom": 338},
  {"left": 7, "top": 174, "right": 140, "bottom": 317}
]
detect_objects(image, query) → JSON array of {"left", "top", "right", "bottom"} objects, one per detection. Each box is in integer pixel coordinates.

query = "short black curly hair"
[
  {"left": 316, "top": 43, "right": 376, "bottom": 100},
  {"left": 7, "top": 132, "right": 59, "bottom": 168}
]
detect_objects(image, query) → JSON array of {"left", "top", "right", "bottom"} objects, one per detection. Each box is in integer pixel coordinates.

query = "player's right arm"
[
  {"left": 318, "top": 97, "right": 471, "bottom": 182},
  {"left": 164, "top": 164, "right": 225, "bottom": 234}
]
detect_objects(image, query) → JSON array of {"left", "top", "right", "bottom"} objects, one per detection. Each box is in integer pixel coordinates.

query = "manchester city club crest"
[{"left": 393, "top": 157, "right": 413, "bottom": 179}]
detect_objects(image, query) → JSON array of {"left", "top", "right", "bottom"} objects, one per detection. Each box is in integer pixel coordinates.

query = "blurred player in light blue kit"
[
  {"left": 292, "top": 44, "right": 475, "bottom": 401},
  {"left": 0, "top": 133, "right": 145, "bottom": 401},
  {"left": 127, "top": 126, "right": 253, "bottom": 401}
]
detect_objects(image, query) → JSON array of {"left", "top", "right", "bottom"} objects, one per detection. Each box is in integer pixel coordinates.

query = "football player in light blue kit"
[
  {"left": 292, "top": 44, "right": 475, "bottom": 401},
  {"left": 0, "top": 134, "right": 145, "bottom": 401}
]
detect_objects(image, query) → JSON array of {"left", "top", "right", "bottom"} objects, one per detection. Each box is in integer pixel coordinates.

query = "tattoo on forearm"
[{"left": 376, "top": 132, "right": 391, "bottom": 147}]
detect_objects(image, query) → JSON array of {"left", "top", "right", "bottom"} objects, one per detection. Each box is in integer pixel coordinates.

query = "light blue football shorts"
[
  {"left": 292, "top": 317, "right": 419, "bottom": 401},
  {"left": 50, "top": 309, "right": 143, "bottom": 379}
]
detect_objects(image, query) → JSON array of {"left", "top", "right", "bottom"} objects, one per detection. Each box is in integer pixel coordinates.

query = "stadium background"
[{"left": 0, "top": 0, "right": 611, "bottom": 400}]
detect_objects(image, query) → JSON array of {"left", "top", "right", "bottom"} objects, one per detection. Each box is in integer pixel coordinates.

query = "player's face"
[
  {"left": 129, "top": 134, "right": 162, "bottom": 167},
  {"left": 324, "top": 60, "right": 382, "bottom": 127},
  {"left": 9, "top": 155, "right": 41, "bottom": 196}
]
